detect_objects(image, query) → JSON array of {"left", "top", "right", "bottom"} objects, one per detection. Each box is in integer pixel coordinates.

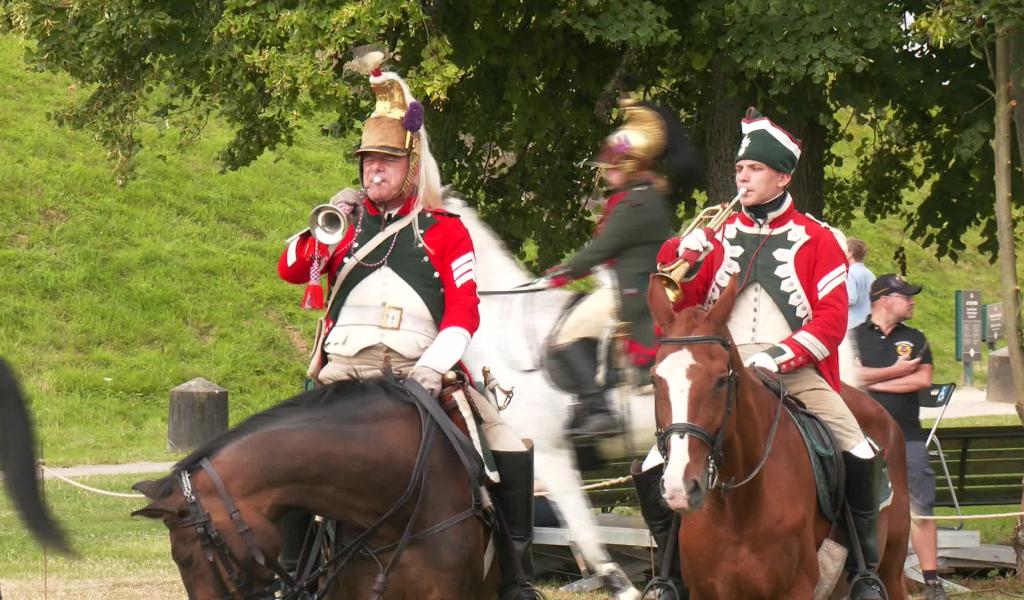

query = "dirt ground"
[{"left": 0, "top": 579, "right": 186, "bottom": 600}]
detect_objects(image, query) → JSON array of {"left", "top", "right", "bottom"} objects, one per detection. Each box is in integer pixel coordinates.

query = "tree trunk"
[
  {"left": 999, "top": 27, "right": 1024, "bottom": 583},
  {"left": 787, "top": 113, "right": 826, "bottom": 219},
  {"left": 1010, "top": 31, "right": 1024, "bottom": 189},
  {"left": 704, "top": 53, "right": 744, "bottom": 205},
  {"left": 994, "top": 31, "right": 1024, "bottom": 426}
]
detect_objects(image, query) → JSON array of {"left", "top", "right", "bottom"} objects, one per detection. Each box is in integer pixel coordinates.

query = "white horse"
[{"left": 451, "top": 197, "right": 652, "bottom": 600}]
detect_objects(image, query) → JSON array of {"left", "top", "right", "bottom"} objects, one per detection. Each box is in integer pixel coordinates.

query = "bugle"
[
  {"left": 654, "top": 188, "right": 746, "bottom": 302},
  {"left": 308, "top": 204, "right": 350, "bottom": 245}
]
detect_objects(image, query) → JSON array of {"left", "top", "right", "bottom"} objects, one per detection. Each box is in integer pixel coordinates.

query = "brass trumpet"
[
  {"left": 308, "top": 204, "right": 350, "bottom": 245},
  {"left": 655, "top": 188, "right": 746, "bottom": 302}
]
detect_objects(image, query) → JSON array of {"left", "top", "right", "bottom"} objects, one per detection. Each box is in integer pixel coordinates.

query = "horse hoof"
[{"left": 596, "top": 563, "right": 641, "bottom": 600}]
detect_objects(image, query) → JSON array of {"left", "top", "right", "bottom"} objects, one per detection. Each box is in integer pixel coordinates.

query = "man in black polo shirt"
[{"left": 852, "top": 273, "right": 947, "bottom": 600}]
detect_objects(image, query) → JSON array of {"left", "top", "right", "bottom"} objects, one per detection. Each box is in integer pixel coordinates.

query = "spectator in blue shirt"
[{"left": 846, "top": 238, "right": 875, "bottom": 329}]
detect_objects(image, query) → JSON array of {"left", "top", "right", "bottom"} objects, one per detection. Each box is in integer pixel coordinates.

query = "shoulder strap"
[{"left": 323, "top": 206, "right": 421, "bottom": 311}]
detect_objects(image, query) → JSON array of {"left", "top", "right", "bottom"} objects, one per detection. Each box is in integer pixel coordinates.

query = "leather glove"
[
  {"left": 743, "top": 351, "right": 779, "bottom": 373},
  {"left": 544, "top": 264, "right": 573, "bottom": 289},
  {"left": 409, "top": 365, "right": 444, "bottom": 396},
  {"left": 676, "top": 226, "right": 716, "bottom": 264}
]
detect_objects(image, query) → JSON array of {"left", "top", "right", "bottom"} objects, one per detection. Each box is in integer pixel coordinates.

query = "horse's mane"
[
  {"left": 176, "top": 377, "right": 406, "bottom": 471},
  {"left": 139, "top": 376, "right": 412, "bottom": 502}
]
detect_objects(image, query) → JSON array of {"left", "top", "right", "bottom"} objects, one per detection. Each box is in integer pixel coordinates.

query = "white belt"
[{"left": 336, "top": 304, "right": 438, "bottom": 336}]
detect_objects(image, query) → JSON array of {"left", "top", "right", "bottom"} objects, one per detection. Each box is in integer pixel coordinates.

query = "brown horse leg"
[{"left": 876, "top": 510, "right": 909, "bottom": 600}]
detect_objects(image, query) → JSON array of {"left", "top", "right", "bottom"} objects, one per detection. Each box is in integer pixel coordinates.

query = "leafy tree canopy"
[{"left": 1, "top": 0, "right": 1017, "bottom": 266}]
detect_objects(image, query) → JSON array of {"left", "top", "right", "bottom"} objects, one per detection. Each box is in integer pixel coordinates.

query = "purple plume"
[{"left": 402, "top": 101, "right": 424, "bottom": 132}]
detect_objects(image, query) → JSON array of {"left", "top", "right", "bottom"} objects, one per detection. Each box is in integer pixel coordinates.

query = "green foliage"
[
  {"left": 0, "top": 34, "right": 1018, "bottom": 467},
  {"left": 8, "top": 0, "right": 1009, "bottom": 268}
]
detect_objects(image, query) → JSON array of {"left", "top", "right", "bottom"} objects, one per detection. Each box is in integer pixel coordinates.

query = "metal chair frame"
[{"left": 920, "top": 382, "right": 964, "bottom": 530}]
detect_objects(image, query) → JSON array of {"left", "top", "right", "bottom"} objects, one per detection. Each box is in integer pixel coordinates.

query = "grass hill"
[{"left": 0, "top": 34, "right": 1020, "bottom": 465}]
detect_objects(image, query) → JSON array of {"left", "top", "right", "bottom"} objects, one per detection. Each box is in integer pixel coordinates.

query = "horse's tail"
[{"left": 0, "top": 358, "right": 72, "bottom": 554}]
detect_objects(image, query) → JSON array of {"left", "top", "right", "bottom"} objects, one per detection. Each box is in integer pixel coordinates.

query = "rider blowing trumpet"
[
  {"left": 640, "top": 108, "right": 889, "bottom": 600},
  {"left": 277, "top": 52, "right": 543, "bottom": 600}
]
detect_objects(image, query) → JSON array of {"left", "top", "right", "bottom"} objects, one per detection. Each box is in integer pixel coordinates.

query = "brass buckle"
[{"left": 381, "top": 305, "right": 403, "bottom": 330}]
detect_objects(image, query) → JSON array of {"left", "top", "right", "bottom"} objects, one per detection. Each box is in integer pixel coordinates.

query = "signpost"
[
  {"left": 955, "top": 290, "right": 983, "bottom": 386},
  {"left": 983, "top": 302, "right": 1004, "bottom": 349}
]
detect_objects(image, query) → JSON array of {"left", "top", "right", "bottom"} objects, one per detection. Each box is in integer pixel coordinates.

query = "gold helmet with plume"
[
  {"left": 592, "top": 97, "right": 668, "bottom": 175},
  {"left": 345, "top": 46, "right": 442, "bottom": 209}
]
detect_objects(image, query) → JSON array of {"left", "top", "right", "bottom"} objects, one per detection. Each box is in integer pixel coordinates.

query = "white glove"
[
  {"left": 329, "top": 188, "right": 362, "bottom": 214},
  {"left": 744, "top": 352, "right": 779, "bottom": 373},
  {"left": 409, "top": 366, "right": 444, "bottom": 396},
  {"left": 676, "top": 227, "right": 715, "bottom": 260}
]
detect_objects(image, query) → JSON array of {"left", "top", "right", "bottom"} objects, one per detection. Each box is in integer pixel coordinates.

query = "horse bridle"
[
  {"left": 168, "top": 457, "right": 290, "bottom": 600},
  {"left": 655, "top": 335, "right": 785, "bottom": 494},
  {"left": 166, "top": 381, "right": 487, "bottom": 600}
]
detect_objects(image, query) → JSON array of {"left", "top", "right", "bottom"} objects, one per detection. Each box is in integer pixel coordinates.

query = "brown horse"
[
  {"left": 133, "top": 377, "right": 496, "bottom": 599},
  {"left": 0, "top": 358, "right": 72, "bottom": 554},
  {"left": 646, "top": 279, "right": 910, "bottom": 599}
]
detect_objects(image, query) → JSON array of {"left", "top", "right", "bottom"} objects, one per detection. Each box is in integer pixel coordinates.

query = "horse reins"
[
  {"left": 656, "top": 335, "right": 787, "bottom": 494},
  {"left": 168, "top": 380, "right": 487, "bottom": 600}
]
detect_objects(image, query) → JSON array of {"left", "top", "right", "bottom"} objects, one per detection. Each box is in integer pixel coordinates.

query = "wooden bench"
[
  {"left": 576, "top": 427, "right": 1024, "bottom": 511},
  {"left": 929, "top": 425, "right": 1024, "bottom": 507}
]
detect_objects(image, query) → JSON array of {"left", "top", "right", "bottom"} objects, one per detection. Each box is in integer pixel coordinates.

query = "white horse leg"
[{"left": 534, "top": 444, "right": 641, "bottom": 600}]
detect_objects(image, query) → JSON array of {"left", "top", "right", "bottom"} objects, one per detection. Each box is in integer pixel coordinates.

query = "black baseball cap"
[{"left": 870, "top": 273, "right": 922, "bottom": 302}]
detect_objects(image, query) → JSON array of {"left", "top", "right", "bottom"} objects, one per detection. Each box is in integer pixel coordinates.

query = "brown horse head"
[
  {"left": 132, "top": 468, "right": 281, "bottom": 600},
  {"left": 647, "top": 275, "right": 741, "bottom": 511},
  {"left": 132, "top": 378, "right": 491, "bottom": 600}
]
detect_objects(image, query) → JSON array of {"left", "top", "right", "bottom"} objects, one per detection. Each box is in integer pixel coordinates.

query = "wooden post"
[{"left": 168, "top": 378, "right": 228, "bottom": 452}]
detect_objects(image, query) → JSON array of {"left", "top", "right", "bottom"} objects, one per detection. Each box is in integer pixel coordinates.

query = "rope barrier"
[
  {"left": 39, "top": 465, "right": 146, "bottom": 499},
  {"left": 535, "top": 475, "right": 633, "bottom": 497},
  {"left": 37, "top": 462, "right": 1024, "bottom": 522},
  {"left": 913, "top": 511, "right": 1024, "bottom": 521}
]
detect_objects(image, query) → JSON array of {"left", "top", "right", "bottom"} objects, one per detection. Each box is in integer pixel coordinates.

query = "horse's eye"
[{"left": 715, "top": 375, "right": 730, "bottom": 390}]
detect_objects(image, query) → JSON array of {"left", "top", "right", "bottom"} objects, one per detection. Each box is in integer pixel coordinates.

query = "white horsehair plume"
[{"left": 343, "top": 45, "right": 387, "bottom": 76}]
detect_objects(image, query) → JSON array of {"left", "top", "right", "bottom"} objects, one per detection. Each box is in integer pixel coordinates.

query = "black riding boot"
[
  {"left": 278, "top": 510, "right": 320, "bottom": 594},
  {"left": 632, "top": 461, "right": 687, "bottom": 600},
  {"left": 548, "top": 339, "right": 620, "bottom": 440},
  {"left": 492, "top": 445, "right": 546, "bottom": 600},
  {"left": 843, "top": 452, "right": 887, "bottom": 600}
]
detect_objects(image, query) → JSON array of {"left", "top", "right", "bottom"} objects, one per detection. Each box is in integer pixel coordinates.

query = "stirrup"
[
  {"left": 642, "top": 577, "right": 682, "bottom": 600},
  {"left": 848, "top": 571, "right": 887, "bottom": 600},
  {"left": 500, "top": 584, "right": 547, "bottom": 600}
]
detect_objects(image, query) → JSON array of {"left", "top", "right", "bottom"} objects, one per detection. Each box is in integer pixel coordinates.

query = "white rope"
[
  {"left": 40, "top": 465, "right": 146, "bottom": 499},
  {"left": 913, "top": 511, "right": 1024, "bottom": 521}
]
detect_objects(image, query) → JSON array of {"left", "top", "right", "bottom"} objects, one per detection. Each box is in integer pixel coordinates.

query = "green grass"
[
  {"left": 0, "top": 34, "right": 356, "bottom": 465},
  {"left": 3, "top": 473, "right": 1023, "bottom": 597},
  {"left": 0, "top": 31, "right": 1021, "bottom": 467}
]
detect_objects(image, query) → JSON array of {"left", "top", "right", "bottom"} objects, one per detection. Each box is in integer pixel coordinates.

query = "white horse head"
[{"left": 448, "top": 196, "right": 646, "bottom": 600}]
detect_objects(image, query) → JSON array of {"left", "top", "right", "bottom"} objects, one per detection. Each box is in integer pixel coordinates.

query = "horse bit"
[{"left": 655, "top": 335, "right": 786, "bottom": 494}]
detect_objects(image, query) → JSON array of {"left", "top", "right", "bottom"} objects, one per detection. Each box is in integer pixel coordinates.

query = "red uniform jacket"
[
  {"left": 658, "top": 196, "right": 848, "bottom": 391},
  {"left": 278, "top": 195, "right": 480, "bottom": 341}
]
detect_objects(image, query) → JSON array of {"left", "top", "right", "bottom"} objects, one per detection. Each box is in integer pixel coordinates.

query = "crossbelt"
[{"left": 335, "top": 304, "right": 438, "bottom": 337}]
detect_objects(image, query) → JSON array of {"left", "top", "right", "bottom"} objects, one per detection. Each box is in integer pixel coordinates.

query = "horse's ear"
[
  {"left": 647, "top": 274, "right": 676, "bottom": 334},
  {"left": 706, "top": 275, "right": 739, "bottom": 331},
  {"left": 131, "top": 502, "right": 173, "bottom": 520},
  {"left": 132, "top": 480, "right": 158, "bottom": 498}
]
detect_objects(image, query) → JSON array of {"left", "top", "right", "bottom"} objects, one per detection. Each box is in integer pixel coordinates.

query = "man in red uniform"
[
  {"left": 277, "top": 61, "right": 542, "bottom": 600},
  {"left": 635, "top": 109, "right": 886, "bottom": 600}
]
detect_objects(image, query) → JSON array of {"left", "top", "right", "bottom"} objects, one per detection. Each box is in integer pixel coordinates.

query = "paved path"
[{"left": 920, "top": 386, "right": 1020, "bottom": 420}]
